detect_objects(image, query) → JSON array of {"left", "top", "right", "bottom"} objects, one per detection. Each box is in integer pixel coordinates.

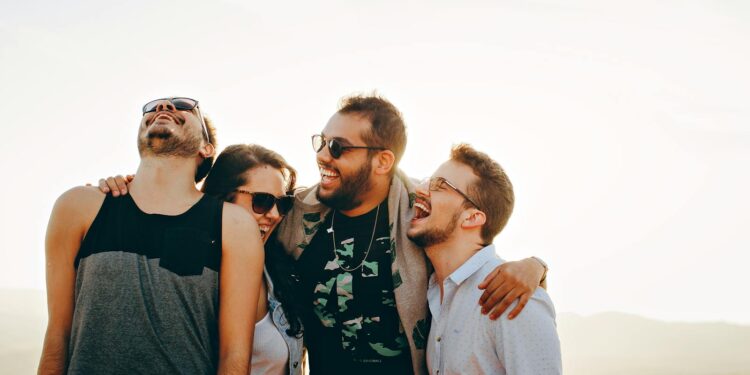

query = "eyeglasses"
[
  {"left": 311, "top": 134, "right": 387, "bottom": 159},
  {"left": 234, "top": 190, "right": 294, "bottom": 216},
  {"left": 142, "top": 97, "right": 210, "bottom": 141},
  {"left": 424, "top": 176, "right": 481, "bottom": 210}
]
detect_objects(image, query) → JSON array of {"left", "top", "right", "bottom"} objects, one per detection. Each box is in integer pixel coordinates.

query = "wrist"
[{"left": 530, "top": 256, "right": 548, "bottom": 284}]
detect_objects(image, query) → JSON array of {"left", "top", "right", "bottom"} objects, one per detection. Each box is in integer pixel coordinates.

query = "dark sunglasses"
[
  {"left": 234, "top": 190, "right": 294, "bottom": 216},
  {"left": 311, "top": 134, "right": 387, "bottom": 159},
  {"left": 142, "top": 97, "right": 210, "bottom": 141},
  {"left": 424, "top": 176, "right": 481, "bottom": 210}
]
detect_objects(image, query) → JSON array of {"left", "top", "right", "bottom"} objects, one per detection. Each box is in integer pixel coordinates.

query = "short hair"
[
  {"left": 201, "top": 143, "right": 297, "bottom": 201},
  {"left": 338, "top": 94, "right": 407, "bottom": 173},
  {"left": 195, "top": 114, "right": 218, "bottom": 183},
  {"left": 450, "top": 143, "right": 514, "bottom": 243}
]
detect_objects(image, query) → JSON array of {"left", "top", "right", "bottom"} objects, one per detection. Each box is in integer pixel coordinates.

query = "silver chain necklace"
[{"left": 329, "top": 204, "right": 381, "bottom": 272}]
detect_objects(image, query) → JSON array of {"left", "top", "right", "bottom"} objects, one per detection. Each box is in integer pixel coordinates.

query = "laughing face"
[
  {"left": 137, "top": 99, "right": 205, "bottom": 158},
  {"left": 231, "top": 165, "right": 287, "bottom": 243},
  {"left": 407, "top": 160, "right": 477, "bottom": 248},
  {"left": 315, "top": 113, "right": 376, "bottom": 211}
]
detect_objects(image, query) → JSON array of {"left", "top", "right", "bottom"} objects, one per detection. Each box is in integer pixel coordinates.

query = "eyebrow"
[{"left": 321, "top": 132, "right": 354, "bottom": 146}]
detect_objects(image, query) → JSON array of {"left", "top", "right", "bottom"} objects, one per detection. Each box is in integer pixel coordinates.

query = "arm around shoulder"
[{"left": 218, "top": 203, "right": 265, "bottom": 375}]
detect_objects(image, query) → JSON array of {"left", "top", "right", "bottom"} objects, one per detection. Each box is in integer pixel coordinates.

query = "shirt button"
[
  {"left": 293, "top": 361, "right": 298, "bottom": 368},
  {"left": 437, "top": 336, "right": 441, "bottom": 342}
]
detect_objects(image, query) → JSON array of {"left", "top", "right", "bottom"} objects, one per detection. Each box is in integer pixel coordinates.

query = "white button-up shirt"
[{"left": 426, "top": 245, "right": 562, "bottom": 375}]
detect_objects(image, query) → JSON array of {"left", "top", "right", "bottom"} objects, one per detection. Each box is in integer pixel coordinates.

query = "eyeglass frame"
[
  {"left": 233, "top": 189, "right": 294, "bottom": 216},
  {"left": 424, "top": 176, "right": 481, "bottom": 210},
  {"left": 141, "top": 97, "right": 210, "bottom": 142},
  {"left": 311, "top": 134, "right": 387, "bottom": 159}
]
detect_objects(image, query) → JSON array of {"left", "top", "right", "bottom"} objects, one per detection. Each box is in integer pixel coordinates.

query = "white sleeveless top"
[{"left": 249, "top": 293, "right": 290, "bottom": 374}]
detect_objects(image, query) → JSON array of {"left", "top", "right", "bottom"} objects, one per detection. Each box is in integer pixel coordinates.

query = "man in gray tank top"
[{"left": 39, "top": 98, "right": 265, "bottom": 374}]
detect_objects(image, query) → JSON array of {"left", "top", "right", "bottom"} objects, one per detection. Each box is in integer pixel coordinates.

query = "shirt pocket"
[{"left": 159, "top": 227, "right": 217, "bottom": 276}]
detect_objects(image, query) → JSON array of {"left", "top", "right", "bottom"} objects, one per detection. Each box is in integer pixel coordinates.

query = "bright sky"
[{"left": 1, "top": 0, "right": 748, "bottom": 324}]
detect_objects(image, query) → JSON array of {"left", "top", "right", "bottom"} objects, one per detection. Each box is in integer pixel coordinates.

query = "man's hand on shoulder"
[
  {"left": 88, "top": 174, "right": 134, "bottom": 197},
  {"left": 477, "top": 257, "right": 547, "bottom": 320}
]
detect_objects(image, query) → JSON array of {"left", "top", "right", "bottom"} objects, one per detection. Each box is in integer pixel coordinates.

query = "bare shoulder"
[
  {"left": 221, "top": 202, "right": 262, "bottom": 255},
  {"left": 221, "top": 202, "right": 257, "bottom": 228},
  {"left": 54, "top": 186, "right": 107, "bottom": 218}
]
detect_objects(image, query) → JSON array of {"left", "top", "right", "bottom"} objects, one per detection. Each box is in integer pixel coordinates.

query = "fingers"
[
  {"left": 507, "top": 293, "right": 532, "bottom": 320},
  {"left": 489, "top": 289, "right": 523, "bottom": 320},
  {"left": 480, "top": 281, "right": 513, "bottom": 315},
  {"left": 112, "top": 175, "right": 129, "bottom": 195},
  {"left": 477, "top": 268, "right": 499, "bottom": 291},
  {"left": 98, "top": 179, "right": 111, "bottom": 194},
  {"left": 126, "top": 174, "right": 135, "bottom": 182}
]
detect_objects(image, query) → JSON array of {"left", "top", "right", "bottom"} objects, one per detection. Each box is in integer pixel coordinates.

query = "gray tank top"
[{"left": 68, "top": 193, "right": 223, "bottom": 374}]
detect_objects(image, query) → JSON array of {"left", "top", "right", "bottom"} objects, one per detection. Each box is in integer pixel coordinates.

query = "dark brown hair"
[
  {"left": 195, "top": 114, "right": 218, "bottom": 183},
  {"left": 201, "top": 144, "right": 303, "bottom": 337},
  {"left": 338, "top": 94, "right": 407, "bottom": 174},
  {"left": 450, "top": 143, "right": 515, "bottom": 243}
]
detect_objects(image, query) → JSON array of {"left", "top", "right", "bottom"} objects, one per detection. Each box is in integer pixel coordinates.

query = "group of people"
[{"left": 39, "top": 94, "right": 562, "bottom": 374}]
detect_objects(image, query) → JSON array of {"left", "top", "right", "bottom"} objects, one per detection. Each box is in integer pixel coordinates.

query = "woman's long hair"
[{"left": 202, "top": 144, "right": 303, "bottom": 337}]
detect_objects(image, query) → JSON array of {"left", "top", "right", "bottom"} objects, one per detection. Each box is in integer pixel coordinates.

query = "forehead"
[
  {"left": 322, "top": 113, "right": 371, "bottom": 144},
  {"left": 240, "top": 165, "right": 286, "bottom": 195},
  {"left": 433, "top": 160, "right": 477, "bottom": 191}
]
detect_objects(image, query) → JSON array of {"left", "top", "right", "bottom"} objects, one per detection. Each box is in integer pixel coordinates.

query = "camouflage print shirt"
[{"left": 296, "top": 199, "right": 413, "bottom": 374}]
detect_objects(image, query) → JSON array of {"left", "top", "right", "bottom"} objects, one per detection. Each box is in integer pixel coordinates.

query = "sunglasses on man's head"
[
  {"left": 311, "top": 134, "right": 387, "bottom": 159},
  {"left": 234, "top": 190, "right": 294, "bottom": 216},
  {"left": 142, "top": 97, "right": 210, "bottom": 141}
]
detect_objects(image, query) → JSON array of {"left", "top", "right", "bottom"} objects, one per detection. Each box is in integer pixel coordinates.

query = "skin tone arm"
[
  {"left": 218, "top": 203, "right": 265, "bottom": 375},
  {"left": 478, "top": 258, "right": 547, "bottom": 320},
  {"left": 38, "top": 187, "right": 104, "bottom": 375}
]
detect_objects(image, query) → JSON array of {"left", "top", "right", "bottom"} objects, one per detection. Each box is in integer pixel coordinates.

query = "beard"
[
  {"left": 137, "top": 126, "right": 202, "bottom": 158},
  {"left": 316, "top": 160, "right": 373, "bottom": 211},
  {"left": 407, "top": 209, "right": 462, "bottom": 248}
]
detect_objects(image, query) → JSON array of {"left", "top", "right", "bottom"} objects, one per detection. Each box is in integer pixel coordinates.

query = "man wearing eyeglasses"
[
  {"left": 408, "top": 144, "right": 562, "bottom": 375},
  {"left": 276, "top": 95, "right": 550, "bottom": 375},
  {"left": 39, "top": 98, "right": 264, "bottom": 374}
]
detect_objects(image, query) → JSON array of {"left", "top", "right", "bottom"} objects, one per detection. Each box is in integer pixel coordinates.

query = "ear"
[
  {"left": 373, "top": 150, "right": 396, "bottom": 176},
  {"left": 199, "top": 143, "right": 215, "bottom": 159},
  {"left": 461, "top": 209, "right": 486, "bottom": 230}
]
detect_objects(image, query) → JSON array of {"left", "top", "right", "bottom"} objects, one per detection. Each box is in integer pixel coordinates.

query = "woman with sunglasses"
[{"left": 201, "top": 144, "right": 304, "bottom": 375}]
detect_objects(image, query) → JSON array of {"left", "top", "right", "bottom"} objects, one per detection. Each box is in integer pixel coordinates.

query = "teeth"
[
  {"left": 319, "top": 167, "right": 339, "bottom": 177},
  {"left": 414, "top": 202, "right": 431, "bottom": 213},
  {"left": 259, "top": 225, "right": 270, "bottom": 237}
]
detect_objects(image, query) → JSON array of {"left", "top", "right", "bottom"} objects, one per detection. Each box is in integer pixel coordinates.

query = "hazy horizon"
[{"left": 2, "top": 0, "right": 749, "bottom": 325}]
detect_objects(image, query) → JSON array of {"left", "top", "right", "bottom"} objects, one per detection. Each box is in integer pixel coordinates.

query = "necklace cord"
[{"left": 330, "top": 204, "right": 381, "bottom": 272}]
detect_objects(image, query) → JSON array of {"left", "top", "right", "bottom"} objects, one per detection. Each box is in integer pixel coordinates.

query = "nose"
[
  {"left": 265, "top": 204, "right": 281, "bottom": 222},
  {"left": 415, "top": 179, "right": 430, "bottom": 197},
  {"left": 316, "top": 142, "right": 333, "bottom": 164},
  {"left": 154, "top": 100, "right": 176, "bottom": 112}
]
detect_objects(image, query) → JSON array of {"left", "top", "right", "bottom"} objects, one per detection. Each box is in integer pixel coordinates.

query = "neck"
[
  {"left": 128, "top": 156, "right": 201, "bottom": 211},
  {"left": 425, "top": 234, "right": 485, "bottom": 299},
  {"left": 339, "top": 175, "right": 391, "bottom": 217}
]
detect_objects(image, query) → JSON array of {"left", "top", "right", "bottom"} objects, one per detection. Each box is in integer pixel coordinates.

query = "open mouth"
[
  {"left": 412, "top": 198, "right": 432, "bottom": 221},
  {"left": 319, "top": 165, "right": 340, "bottom": 186},
  {"left": 258, "top": 224, "right": 271, "bottom": 239}
]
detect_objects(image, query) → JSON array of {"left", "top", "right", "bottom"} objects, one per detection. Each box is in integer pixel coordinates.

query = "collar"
[{"left": 435, "top": 244, "right": 497, "bottom": 287}]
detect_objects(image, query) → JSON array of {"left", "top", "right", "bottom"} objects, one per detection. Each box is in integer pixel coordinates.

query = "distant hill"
[
  {"left": 559, "top": 312, "right": 750, "bottom": 375},
  {"left": 2, "top": 289, "right": 749, "bottom": 375}
]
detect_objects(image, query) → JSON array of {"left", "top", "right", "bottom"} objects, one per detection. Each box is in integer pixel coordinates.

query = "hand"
[
  {"left": 477, "top": 257, "right": 545, "bottom": 320},
  {"left": 97, "top": 174, "right": 134, "bottom": 196}
]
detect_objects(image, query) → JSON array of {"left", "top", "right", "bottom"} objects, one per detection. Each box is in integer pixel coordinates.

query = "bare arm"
[
  {"left": 218, "top": 203, "right": 264, "bottom": 375},
  {"left": 477, "top": 257, "right": 547, "bottom": 320},
  {"left": 38, "top": 187, "right": 104, "bottom": 374}
]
